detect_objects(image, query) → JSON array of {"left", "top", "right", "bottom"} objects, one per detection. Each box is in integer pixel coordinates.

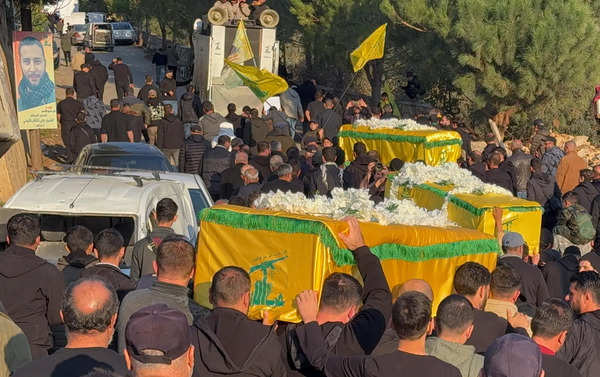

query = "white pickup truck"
[{"left": 1, "top": 172, "right": 210, "bottom": 266}]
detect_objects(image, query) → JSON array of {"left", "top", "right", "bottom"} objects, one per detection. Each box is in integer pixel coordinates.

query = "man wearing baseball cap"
[
  {"left": 124, "top": 304, "right": 194, "bottom": 377},
  {"left": 498, "top": 232, "right": 550, "bottom": 308},
  {"left": 484, "top": 334, "right": 544, "bottom": 377}
]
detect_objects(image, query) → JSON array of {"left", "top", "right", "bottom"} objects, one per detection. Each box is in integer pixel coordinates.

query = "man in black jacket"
[
  {"left": 159, "top": 70, "right": 176, "bottom": 100},
  {"left": 138, "top": 75, "right": 159, "bottom": 103},
  {"left": 454, "top": 262, "right": 529, "bottom": 353},
  {"left": 220, "top": 151, "right": 248, "bottom": 200},
  {"left": 498, "top": 232, "right": 550, "bottom": 307},
  {"left": 306, "top": 146, "right": 342, "bottom": 197},
  {"left": 109, "top": 57, "right": 134, "bottom": 100},
  {"left": 179, "top": 124, "right": 211, "bottom": 174},
  {"left": 73, "top": 63, "right": 97, "bottom": 100},
  {"left": 67, "top": 110, "right": 97, "bottom": 160},
  {"left": 57, "top": 87, "right": 84, "bottom": 151},
  {"left": 157, "top": 104, "right": 185, "bottom": 168},
  {"left": 81, "top": 228, "right": 136, "bottom": 302},
  {"left": 343, "top": 142, "right": 371, "bottom": 189},
  {"left": 0, "top": 214, "right": 64, "bottom": 359},
  {"left": 100, "top": 99, "right": 133, "bottom": 143},
  {"left": 479, "top": 152, "right": 515, "bottom": 194},
  {"left": 179, "top": 84, "right": 200, "bottom": 125},
  {"left": 90, "top": 59, "right": 108, "bottom": 102},
  {"left": 202, "top": 135, "right": 233, "bottom": 200},
  {"left": 261, "top": 163, "right": 303, "bottom": 194},
  {"left": 558, "top": 271, "right": 600, "bottom": 377},
  {"left": 507, "top": 140, "right": 532, "bottom": 198},
  {"left": 315, "top": 98, "right": 343, "bottom": 142},
  {"left": 190, "top": 265, "right": 286, "bottom": 377},
  {"left": 249, "top": 141, "right": 271, "bottom": 183},
  {"left": 56, "top": 225, "right": 97, "bottom": 286},
  {"left": 573, "top": 169, "right": 599, "bottom": 214},
  {"left": 130, "top": 198, "right": 180, "bottom": 282},
  {"left": 543, "top": 246, "right": 581, "bottom": 299},
  {"left": 532, "top": 299, "right": 582, "bottom": 377},
  {"left": 284, "top": 217, "right": 392, "bottom": 377}
]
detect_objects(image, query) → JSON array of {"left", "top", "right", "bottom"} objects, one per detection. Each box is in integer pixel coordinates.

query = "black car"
[{"left": 73, "top": 143, "right": 175, "bottom": 171}]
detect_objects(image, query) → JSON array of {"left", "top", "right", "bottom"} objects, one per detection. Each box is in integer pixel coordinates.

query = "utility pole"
[{"left": 20, "top": 0, "right": 43, "bottom": 171}]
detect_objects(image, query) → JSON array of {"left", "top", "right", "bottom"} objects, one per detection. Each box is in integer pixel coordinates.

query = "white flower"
[
  {"left": 390, "top": 162, "right": 513, "bottom": 198},
  {"left": 352, "top": 118, "right": 436, "bottom": 131},
  {"left": 254, "top": 188, "right": 453, "bottom": 227}
]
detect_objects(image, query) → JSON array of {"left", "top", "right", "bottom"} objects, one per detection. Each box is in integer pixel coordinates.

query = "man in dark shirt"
[
  {"left": 0, "top": 214, "right": 64, "bottom": 359},
  {"left": 557, "top": 271, "right": 600, "bottom": 377},
  {"left": 138, "top": 75, "right": 160, "bottom": 103},
  {"left": 57, "top": 87, "right": 84, "bottom": 150},
  {"left": 121, "top": 103, "right": 144, "bottom": 142},
  {"left": 305, "top": 89, "right": 325, "bottom": 123},
  {"left": 453, "top": 262, "right": 529, "bottom": 353},
  {"left": 532, "top": 299, "right": 582, "bottom": 377},
  {"left": 90, "top": 59, "right": 108, "bottom": 102},
  {"left": 294, "top": 289, "right": 461, "bottom": 377},
  {"left": 190, "top": 265, "right": 286, "bottom": 377},
  {"left": 12, "top": 278, "right": 128, "bottom": 377},
  {"left": 179, "top": 124, "right": 211, "bottom": 174},
  {"left": 285, "top": 217, "right": 392, "bottom": 377},
  {"left": 202, "top": 135, "right": 233, "bottom": 200},
  {"left": 73, "top": 64, "right": 97, "bottom": 100},
  {"left": 543, "top": 246, "right": 581, "bottom": 299},
  {"left": 157, "top": 104, "right": 185, "bottom": 168},
  {"left": 159, "top": 70, "right": 176, "bottom": 100},
  {"left": 479, "top": 152, "right": 515, "bottom": 194},
  {"left": 100, "top": 99, "right": 133, "bottom": 143},
  {"left": 261, "top": 163, "right": 303, "bottom": 194},
  {"left": 130, "top": 198, "right": 179, "bottom": 281},
  {"left": 316, "top": 98, "right": 343, "bottom": 142},
  {"left": 220, "top": 151, "right": 248, "bottom": 200},
  {"left": 498, "top": 232, "right": 550, "bottom": 307},
  {"left": 109, "top": 57, "right": 134, "bottom": 100},
  {"left": 581, "top": 238, "right": 600, "bottom": 271},
  {"left": 56, "top": 225, "right": 97, "bottom": 286},
  {"left": 81, "top": 228, "right": 136, "bottom": 302}
]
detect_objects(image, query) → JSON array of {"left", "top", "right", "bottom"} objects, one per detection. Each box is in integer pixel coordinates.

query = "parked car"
[
  {"left": 71, "top": 142, "right": 213, "bottom": 217},
  {"left": 111, "top": 22, "right": 136, "bottom": 44},
  {"left": 70, "top": 24, "right": 87, "bottom": 45},
  {"left": 85, "top": 22, "right": 114, "bottom": 51},
  {"left": 73, "top": 142, "right": 175, "bottom": 171},
  {"left": 1, "top": 173, "right": 201, "bottom": 267}
]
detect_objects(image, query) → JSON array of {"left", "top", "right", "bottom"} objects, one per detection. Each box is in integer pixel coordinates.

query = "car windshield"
[
  {"left": 88, "top": 155, "right": 174, "bottom": 171},
  {"left": 73, "top": 24, "right": 86, "bottom": 31},
  {"left": 95, "top": 24, "right": 112, "bottom": 30},
  {"left": 112, "top": 23, "right": 132, "bottom": 30},
  {"left": 188, "top": 189, "right": 211, "bottom": 219}
]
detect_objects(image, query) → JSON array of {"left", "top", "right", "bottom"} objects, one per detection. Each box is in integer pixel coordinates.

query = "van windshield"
[{"left": 112, "top": 23, "right": 132, "bottom": 30}]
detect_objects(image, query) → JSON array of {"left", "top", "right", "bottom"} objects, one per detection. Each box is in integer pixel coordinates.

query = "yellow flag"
[
  {"left": 228, "top": 20, "right": 254, "bottom": 64},
  {"left": 225, "top": 59, "right": 288, "bottom": 102},
  {"left": 350, "top": 24, "right": 387, "bottom": 72}
]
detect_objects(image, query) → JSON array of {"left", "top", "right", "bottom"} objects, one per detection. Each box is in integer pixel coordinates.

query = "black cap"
[
  {"left": 303, "top": 136, "right": 318, "bottom": 146},
  {"left": 190, "top": 124, "right": 202, "bottom": 133},
  {"left": 305, "top": 145, "right": 318, "bottom": 153},
  {"left": 125, "top": 304, "right": 191, "bottom": 365},
  {"left": 533, "top": 118, "right": 544, "bottom": 127},
  {"left": 231, "top": 138, "right": 244, "bottom": 147}
]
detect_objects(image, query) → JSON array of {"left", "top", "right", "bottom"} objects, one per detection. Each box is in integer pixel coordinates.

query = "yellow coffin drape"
[
  {"left": 338, "top": 125, "right": 462, "bottom": 166},
  {"left": 385, "top": 181, "right": 543, "bottom": 253},
  {"left": 195, "top": 205, "right": 500, "bottom": 322}
]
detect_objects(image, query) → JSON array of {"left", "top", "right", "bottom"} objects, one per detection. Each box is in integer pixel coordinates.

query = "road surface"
[{"left": 55, "top": 43, "right": 184, "bottom": 103}]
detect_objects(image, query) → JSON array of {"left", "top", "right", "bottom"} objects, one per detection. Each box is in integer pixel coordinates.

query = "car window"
[
  {"left": 95, "top": 24, "right": 112, "bottom": 30},
  {"left": 73, "top": 25, "right": 86, "bottom": 31},
  {"left": 188, "top": 189, "right": 210, "bottom": 219},
  {"left": 88, "top": 155, "right": 174, "bottom": 171},
  {"left": 112, "top": 23, "right": 132, "bottom": 30}
]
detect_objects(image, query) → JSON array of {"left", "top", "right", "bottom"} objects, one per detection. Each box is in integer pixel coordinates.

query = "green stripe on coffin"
[
  {"left": 337, "top": 130, "right": 463, "bottom": 148},
  {"left": 200, "top": 207, "right": 501, "bottom": 267}
]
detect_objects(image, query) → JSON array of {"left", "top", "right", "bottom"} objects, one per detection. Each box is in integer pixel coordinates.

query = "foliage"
[
  {"left": 289, "top": 0, "right": 388, "bottom": 97},
  {"left": 382, "top": 0, "right": 600, "bottom": 136}
]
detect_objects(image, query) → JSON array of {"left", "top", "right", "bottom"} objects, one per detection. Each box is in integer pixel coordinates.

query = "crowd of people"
[
  {"left": 43, "top": 48, "right": 600, "bottom": 377},
  {"left": 2, "top": 207, "right": 600, "bottom": 377}
]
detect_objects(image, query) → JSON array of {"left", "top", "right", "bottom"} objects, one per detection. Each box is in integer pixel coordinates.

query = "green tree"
[
  {"left": 382, "top": 0, "right": 600, "bottom": 137},
  {"left": 290, "top": 0, "right": 388, "bottom": 103}
]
